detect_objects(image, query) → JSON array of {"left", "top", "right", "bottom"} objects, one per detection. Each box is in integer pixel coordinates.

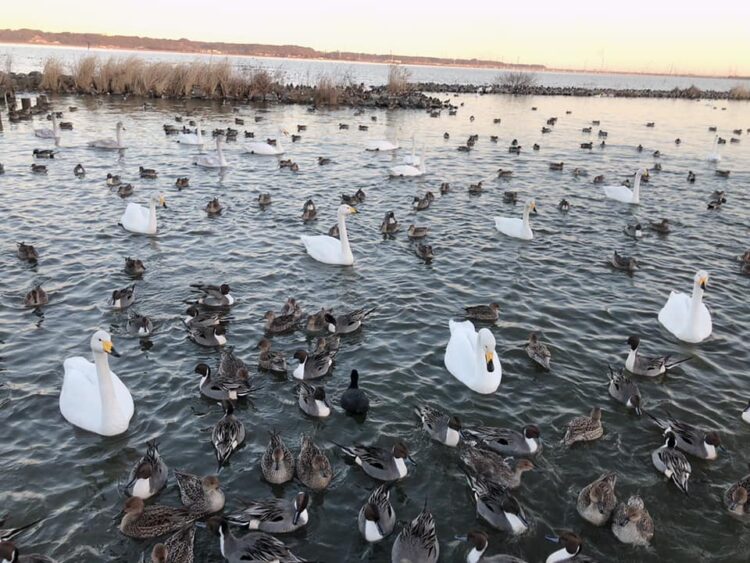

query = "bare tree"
[{"left": 495, "top": 71, "right": 538, "bottom": 93}]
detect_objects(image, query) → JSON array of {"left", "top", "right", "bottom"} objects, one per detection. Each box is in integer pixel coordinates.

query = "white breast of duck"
[
  {"left": 394, "top": 456, "right": 408, "bottom": 478},
  {"left": 445, "top": 427, "right": 460, "bottom": 447},
  {"left": 547, "top": 547, "right": 573, "bottom": 563},
  {"left": 466, "top": 547, "right": 484, "bottom": 563},
  {"left": 505, "top": 511, "right": 528, "bottom": 535},
  {"left": 525, "top": 436, "right": 539, "bottom": 453},
  {"left": 315, "top": 400, "right": 331, "bottom": 417},
  {"left": 364, "top": 519, "right": 383, "bottom": 542},
  {"left": 215, "top": 332, "right": 227, "bottom": 346},
  {"left": 625, "top": 349, "right": 637, "bottom": 372}
]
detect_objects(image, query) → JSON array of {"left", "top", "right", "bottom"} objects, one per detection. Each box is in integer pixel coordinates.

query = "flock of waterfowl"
[{"left": 2, "top": 91, "right": 749, "bottom": 563}]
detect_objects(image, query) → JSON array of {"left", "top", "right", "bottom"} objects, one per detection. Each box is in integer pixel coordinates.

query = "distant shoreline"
[{"left": 1, "top": 28, "right": 748, "bottom": 82}]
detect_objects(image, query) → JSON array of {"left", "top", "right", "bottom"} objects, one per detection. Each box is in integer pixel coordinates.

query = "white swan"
[
  {"left": 120, "top": 193, "right": 167, "bottom": 235},
  {"left": 177, "top": 122, "right": 203, "bottom": 146},
  {"left": 195, "top": 137, "right": 228, "bottom": 168},
  {"left": 658, "top": 270, "right": 712, "bottom": 343},
  {"left": 444, "top": 320, "right": 501, "bottom": 394},
  {"left": 602, "top": 168, "right": 648, "bottom": 204},
  {"left": 60, "top": 330, "right": 133, "bottom": 436},
  {"left": 365, "top": 136, "right": 399, "bottom": 151},
  {"left": 403, "top": 137, "right": 421, "bottom": 166},
  {"left": 494, "top": 198, "right": 536, "bottom": 240},
  {"left": 706, "top": 135, "right": 721, "bottom": 163},
  {"left": 34, "top": 114, "right": 60, "bottom": 140},
  {"left": 389, "top": 155, "right": 426, "bottom": 178},
  {"left": 301, "top": 204, "right": 357, "bottom": 265},
  {"left": 89, "top": 121, "right": 127, "bottom": 150},
  {"left": 245, "top": 131, "right": 286, "bottom": 155}
]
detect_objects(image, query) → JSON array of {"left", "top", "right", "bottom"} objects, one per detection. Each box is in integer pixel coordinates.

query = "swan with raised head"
[
  {"left": 444, "top": 320, "right": 501, "bottom": 394},
  {"left": 658, "top": 270, "right": 712, "bottom": 343},
  {"left": 300, "top": 204, "right": 358, "bottom": 265},
  {"left": 177, "top": 122, "right": 203, "bottom": 146},
  {"left": 707, "top": 135, "right": 721, "bottom": 163},
  {"left": 602, "top": 168, "right": 648, "bottom": 204},
  {"left": 34, "top": 114, "right": 60, "bottom": 141},
  {"left": 389, "top": 155, "right": 426, "bottom": 177},
  {"left": 88, "top": 121, "right": 127, "bottom": 150},
  {"left": 60, "top": 330, "right": 133, "bottom": 436},
  {"left": 245, "top": 131, "right": 286, "bottom": 155},
  {"left": 195, "top": 136, "right": 228, "bottom": 168},
  {"left": 494, "top": 198, "right": 537, "bottom": 240},
  {"left": 403, "top": 137, "right": 422, "bottom": 166},
  {"left": 120, "top": 193, "right": 167, "bottom": 235}
]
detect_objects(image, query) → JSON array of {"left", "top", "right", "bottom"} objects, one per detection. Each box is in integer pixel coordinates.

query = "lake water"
[
  {"left": 1, "top": 89, "right": 749, "bottom": 562},
  {"left": 3, "top": 43, "right": 750, "bottom": 92}
]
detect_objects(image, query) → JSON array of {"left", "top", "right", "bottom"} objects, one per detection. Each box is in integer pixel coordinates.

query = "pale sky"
[{"left": 4, "top": 0, "right": 750, "bottom": 76}]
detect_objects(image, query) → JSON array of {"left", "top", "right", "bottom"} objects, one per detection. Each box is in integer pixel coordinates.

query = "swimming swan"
[
  {"left": 301, "top": 205, "right": 358, "bottom": 265},
  {"left": 366, "top": 137, "right": 399, "bottom": 152},
  {"left": 444, "top": 320, "right": 501, "bottom": 394},
  {"left": 60, "top": 330, "right": 133, "bottom": 436},
  {"left": 389, "top": 155, "right": 426, "bottom": 177},
  {"left": 658, "top": 270, "right": 712, "bottom": 343},
  {"left": 177, "top": 122, "right": 203, "bottom": 146},
  {"left": 245, "top": 131, "right": 286, "bottom": 155},
  {"left": 120, "top": 193, "right": 167, "bottom": 235},
  {"left": 89, "top": 121, "right": 127, "bottom": 150},
  {"left": 602, "top": 168, "right": 648, "bottom": 204},
  {"left": 34, "top": 114, "right": 60, "bottom": 140},
  {"left": 195, "top": 137, "right": 228, "bottom": 168},
  {"left": 494, "top": 198, "right": 537, "bottom": 240}
]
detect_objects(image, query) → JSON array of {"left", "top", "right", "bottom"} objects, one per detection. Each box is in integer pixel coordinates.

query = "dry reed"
[
  {"left": 40, "top": 57, "right": 64, "bottom": 92},
  {"left": 728, "top": 85, "right": 750, "bottom": 100},
  {"left": 387, "top": 64, "right": 412, "bottom": 95},
  {"left": 313, "top": 74, "right": 341, "bottom": 106}
]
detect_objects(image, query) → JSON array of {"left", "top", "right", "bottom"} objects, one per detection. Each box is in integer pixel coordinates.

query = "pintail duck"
[
  {"left": 338, "top": 441, "right": 413, "bottom": 481},
  {"left": 314, "top": 335, "right": 340, "bottom": 354},
  {"left": 577, "top": 473, "right": 617, "bottom": 525},
  {"left": 228, "top": 492, "right": 310, "bottom": 534},
  {"left": 549, "top": 162, "right": 564, "bottom": 170},
  {"left": 150, "top": 525, "right": 195, "bottom": 563},
  {"left": 191, "top": 283, "right": 234, "bottom": 308},
  {"left": 391, "top": 502, "right": 439, "bottom": 563},
  {"left": 0, "top": 517, "right": 42, "bottom": 543},
  {"left": 304, "top": 308, "right": 332, "bottom": 333},
  {"left": 175, "top": 177, "right": 189, "bottom": 189},
  {"left": 407, "top": 224, "right": 429, "bottom": 239},
  {"left": 581, "top": 142, "right": 593, "bottom": 149},
  {"left": 23, "top": 285, "right": 48, "bottom": 308},
  {"left": 279, "top": 297, "right": 303, "bottom": 320},
  {"left": 16, "top": 242, "right": 39, "bottom": 263},
  {"left": 117, "top": 184, "right": 134, "bottom": 198},
  {"left": 358, "top": 483, "right": 395, "bottom": 542},
  {"left": 341, "top": 369, "right": 369, "bottom": 415},
  {"left": 612, "top": 496, "right": 654, "bottom": 545},
  {"left": 119, "top": 497, "right": 195, "bottom": 539},
  {"left": 317, "top": 156, "right": 331, "bottom": 165},
  {"left": 32, "top": 148, "right": 55, "bottom": 159},
  {"left": 545, "top": 532, "right": 596, "bottom": 562},
  {"left": 111, "top": 284, "right": 135, "bottom": 309},
  {"left": 650, "top": 218, "right": 670, "bottom": 234},
  {"left": 533, "top": 143, "right": 541, "bottom": 150},
  {"left": 563, "top": 408, "right": 603, "bottom": 447},
  {"left": 297, "top": 435, "right": 332, "bottom": 491},
  {"left": 208, "top": 518, "right": 306, "bottom": 562},
  {"left": 462, "top": 530, "right": 528, "bottom": 562},
  {"left": 341, "top": 188, "right": 366, "bottom": 206},
  {"left": 651, "top": 431, "right": 691, "bottom": 494},
  {"left": 106, "top": 173, "right": 121, "bottom": 187},
  {"left": 261, "top": 430, "right": 295, "bottom": 484},
  {"left": 593, "top": 175, "right": 604, "bottom": 184},
  {"left": 205, "top": 198, "right": 223, "bottom": 215},
  {"left": 415, "top": 243, "right": 434, "bottom": 262},
  {"left": 468, "top": 181, "right": 483, "bottom": 194},
  {"left": 0, "top": 541, "right": 57, "bottom": 563},
  {"left": 440, "top": 182, "right": 450, "bottom": 194},
  {"left": 174, "top": 471, "right": 225, "bottom": 516},
  {"left": 292, "top": 349, "right": 335, "bottom": 380},
  {"left": 139, "top": 166, "right": 158, "bottom": 179},
  {"left": 466, "top": 472, "right": 529, "bottom": 534},
  {"left": 708, "top": 190, "right": 727, "bottom": 209},
  {"left": 625, "top": 335, "right": 689, "bottom": 377},
  {"left": 463, "top": 424, "right": 541, "bottom": 456},
  {"left": 212, "top": 400, "right": 245, "bottom": 469},
  {"left": 298, "top": 381, "right": 331, "bottom": 418},
  {"left": 30, "top": 164, "right": 47, "bottom": 174},
  {"left": 257, "top": 193, "right": 271, "bottom": 207},
  {"left": 526, "top": 332, "right": 551, "bottom": 370},
  {"left": 715, "top": 169, "right": 730, "bottom": 178},
  {"left": 623, "top": 223, "right": 643, "bottom": 239},
  {"left": 195, "top": 359, "right": 254, "bottom": 401},
  {"left": 443, "top": 132, "right": 450, "bottom": 139},
  {"left": 412, "top": 192, "right": 435, "bottom": 211},
  {"left": 610, "top": 251, "right": 637, "bottom": 273},
  {"left": 607, "top": 366, "right": 641, "bottom": 415},
  {"left": 324, "top": 307, "right": 376, "bottom": 335},
  {"left": 256, "top": 338, "right": 287, "bottom": 374},
  {"left": 724, "top": 465, "right": 750, "bottom": 515},
  {"left": 380, "top": 211, "right": 400, "bottom": 234},
  {"left": 124, "top": 257, "right": 145, "bottom": 277},
  {"left": 459, "top": 444, "right": 534, "bottom": 489},
  {"left": 647, "top": 412, "right": 721, "bottom": 460},
  {"left": 558, "top": 199, "right": 570, "bottom": 212},
  {"left": 188, "top": 324, "right": 227, "bottom": 347},
  {"left": 687, "top": 170, "right": 696, "bottom": 183},
  {"left": 415, "top": 405, "right": 461, "bottom": 446},
  {"left": 301, "top": 199, "right": 317, "bottom": 222},
  {"left": 125, "top": 440, "right": 167, "bottom": 500},
  {"left": 497, "top": 168, "right": 513, "bottom": 178}
]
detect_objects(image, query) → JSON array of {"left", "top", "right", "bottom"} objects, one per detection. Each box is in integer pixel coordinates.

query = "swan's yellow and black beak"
[
  {"left": 103, "top": 340, "right": 121, "bottom": 357},
  {"left": 531, "top": 203, "right": 538, "bottom": 215},
  {"left": 160, "top": 196, "right": 167, "bottom": 209},
  {"left": 349, "top": 206, "right": 358, "bottom": 214},
  {"left": 485, "top": 351, "right": 495, "bottom": 372},
  {"left": 700, "top": 276, "right": 708, "bottom": 290}
]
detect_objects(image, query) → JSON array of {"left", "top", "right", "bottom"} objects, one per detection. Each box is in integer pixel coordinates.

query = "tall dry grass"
[
  {"left": 313, "top": 74, "right": 341, "bottom": 106},
  {"left": 40, "top": 57, "right": 64, "bottom": 92},
  {"left": 729, "top": 85, "right": 750, "bottom": 100},
  {"left": 387, "top": 64, "right": 412, "bottom": 95},
  {"left": 72, "top": 55, "right": 97, "bottom": 92}
]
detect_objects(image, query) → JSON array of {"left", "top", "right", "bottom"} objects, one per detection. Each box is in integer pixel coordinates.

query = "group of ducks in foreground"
[{"left": 6, "top": 103, "right": 750, "bottom": 563}]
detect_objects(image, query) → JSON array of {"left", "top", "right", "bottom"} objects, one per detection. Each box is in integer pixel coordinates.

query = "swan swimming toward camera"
[
  {"left": 60, "top": 330, "right": 133, "bottom": 436},
  {"left": 403, "top": 137, "right": 422, "bottom": 166},
  {"left": 444, "top": 320, "right": 501, "bottom": 394},
  {"left": 195, "top": 136, "right": 228, "bottom": 168},
  {"left": 495, "top": 198, "right": 537, "bottom": 240},
  {"left": 301, "top": 204, "right": 358, "bottom": 265},
  {"left": 602, "top": 168, "right": 648, "bottom": 204},
  {"left": 177, "top": 122, "right": 203, "bottom": 146},
  {"left": 89, "top": 121, "right": 127, "bottom": 150},
  {"left": 658, "top": 270, "right": 712, "bottom": 343},
  {"left": 120, "top": 193, "right": 167, "bottom": 235}
]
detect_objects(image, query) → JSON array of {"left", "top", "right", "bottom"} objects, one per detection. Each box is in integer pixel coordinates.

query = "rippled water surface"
[{"left": 1, "top": 93, "right": 749, "bottom": 562}]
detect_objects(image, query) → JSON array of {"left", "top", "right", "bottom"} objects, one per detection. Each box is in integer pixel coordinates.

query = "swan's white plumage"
[
  {"left": 444, "top": 320, "right": 501, "bottom": 394},
  {"left": 389, "top": 156, "right": 425, "bottom": 177},
  {"left": 60, "top": 330, "right": 133, "bottom": 436},
  {"left": 120, "top": 193, "right": 165, "bottom": 235},
  {"left": 658, "top": 271, "right": 712, "bottom": 343},
  {"left": 177, "top": 122, "right": 203, "bottom": 146},
  {"left": 602, "top": 168, "right": 647, "bottom": 204},
  {"left": 195, "top": 137, "right": 228, "bottom": 168},
  {"left": 495, "top": 198, "right": 535, "bottom": 240},
  {"left": 34, "top": 115, "right": 60, "bottom": 140},
  {"left": 301, "top": 205, "right": 357, "bottom": 265},
  {"left": 366, "top": 139, "right": 399, "bottom": 151},
  {"left": 89, "top": 122, "right": 126, "bottom": 150},
  {"left": 245, "top": 140, "right": 285, "bottom": 155}
]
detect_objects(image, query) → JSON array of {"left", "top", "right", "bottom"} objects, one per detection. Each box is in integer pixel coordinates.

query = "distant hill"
[{"left": 0, "top": 28, "right": 546, "bottom": 72}]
